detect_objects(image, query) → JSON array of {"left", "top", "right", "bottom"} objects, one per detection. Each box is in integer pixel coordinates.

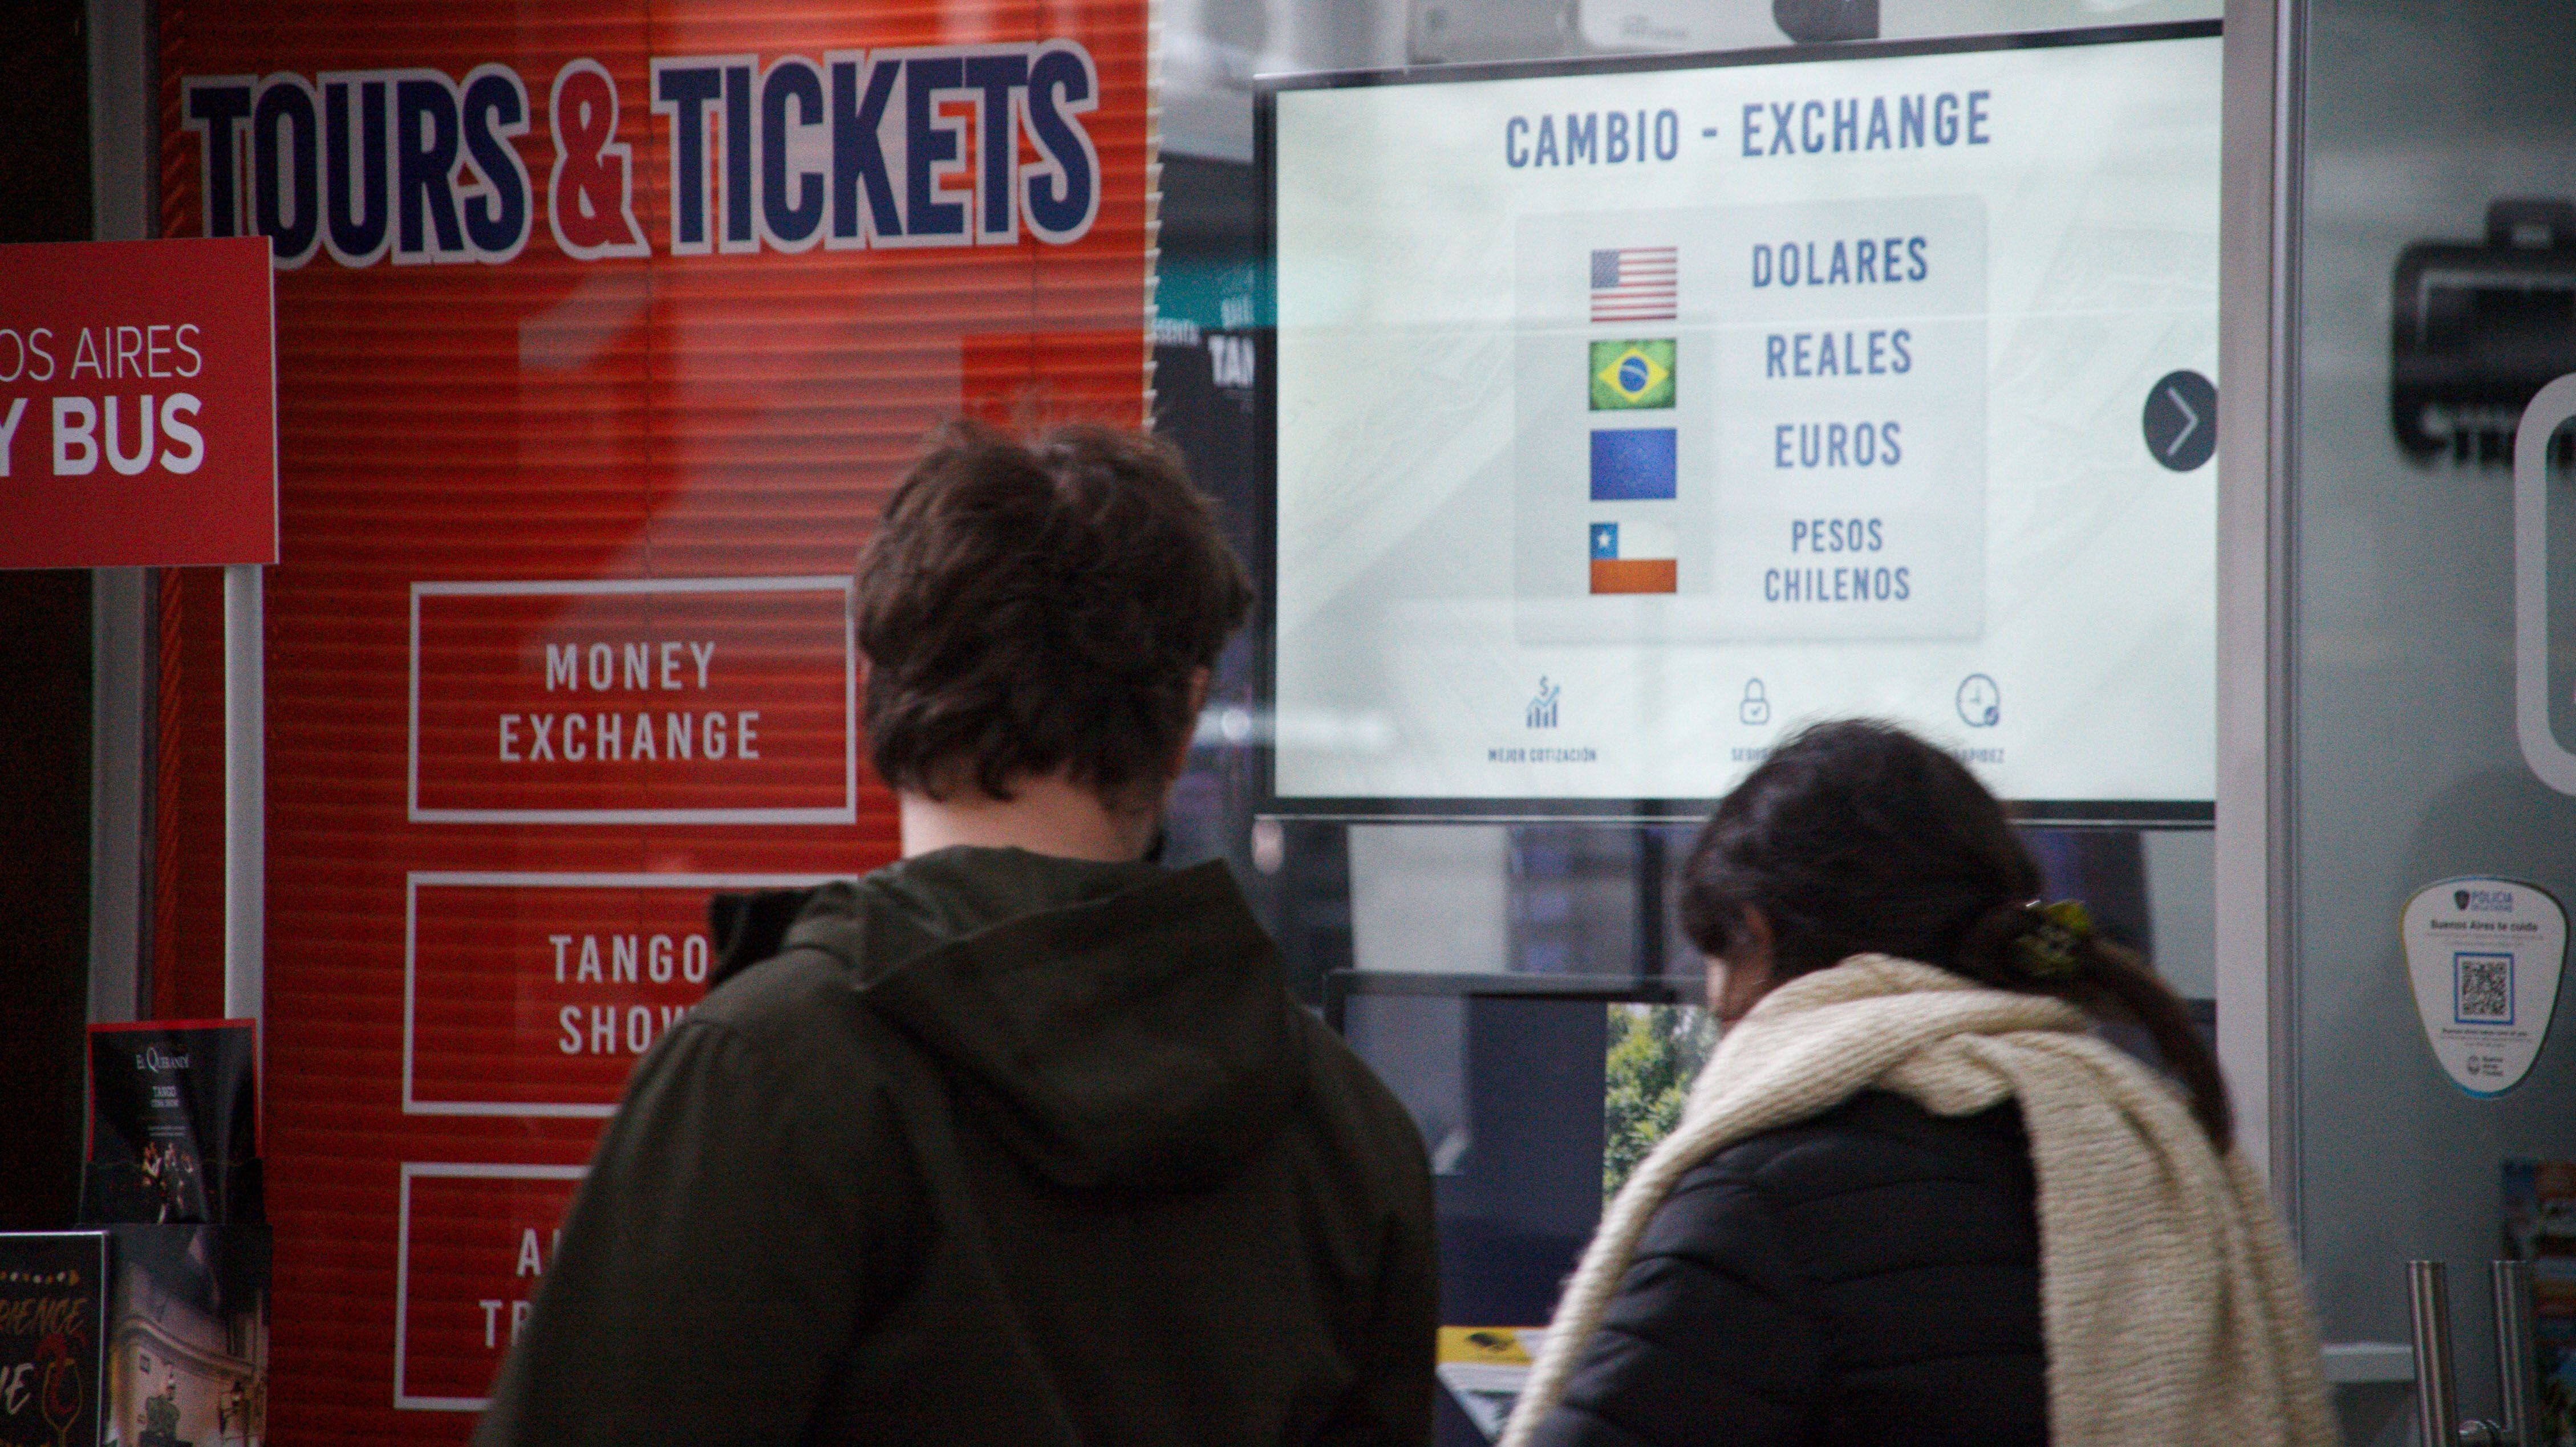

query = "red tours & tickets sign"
[{"left": 152, "top": 1, "right": 1156, "bottom": 1439}]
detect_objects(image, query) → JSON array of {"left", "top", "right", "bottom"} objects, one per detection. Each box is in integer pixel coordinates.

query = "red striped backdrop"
[{"left": 152, "top": 2, "right": 1155, "bottom": 1437}]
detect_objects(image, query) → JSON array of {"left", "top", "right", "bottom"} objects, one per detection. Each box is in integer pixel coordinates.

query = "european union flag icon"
[{"left": 1590, "top": 429, "right": 1677, "bottom": 501}]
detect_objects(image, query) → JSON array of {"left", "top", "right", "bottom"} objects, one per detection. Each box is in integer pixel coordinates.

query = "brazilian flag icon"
[{"left": 1590, "top": 339, "right": 1676, "bottom": 410}]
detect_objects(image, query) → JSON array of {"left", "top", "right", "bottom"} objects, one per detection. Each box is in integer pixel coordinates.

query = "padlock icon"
[{"left": 1739, "top": 678, "right": 1771, "bottom": 726}]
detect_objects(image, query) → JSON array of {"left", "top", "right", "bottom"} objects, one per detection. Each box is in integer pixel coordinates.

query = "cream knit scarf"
[{"left": 1499, "top": 956, "right": 2333, "bottom": 1447}]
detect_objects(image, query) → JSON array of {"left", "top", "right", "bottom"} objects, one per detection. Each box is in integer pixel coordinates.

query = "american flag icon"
[{"left": 1591, "top": 247, "right": 1677, "bottom": 323}]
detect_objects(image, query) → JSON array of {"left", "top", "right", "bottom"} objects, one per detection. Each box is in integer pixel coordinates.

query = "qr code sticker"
[{"left": 2455, "top": 952, "right": 2514, "bottom": 1025}]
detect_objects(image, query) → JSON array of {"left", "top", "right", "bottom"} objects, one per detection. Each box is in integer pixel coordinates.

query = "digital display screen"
[{"left": 1264, "top": 26, "right": 2220, "bottom": 815}]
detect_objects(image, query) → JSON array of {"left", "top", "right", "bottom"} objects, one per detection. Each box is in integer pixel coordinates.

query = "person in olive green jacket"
[{"left": 474, "top": 420, "right": 1438, "bottom": 1446}]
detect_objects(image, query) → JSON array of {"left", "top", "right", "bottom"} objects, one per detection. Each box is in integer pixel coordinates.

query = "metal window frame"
[
  {"left": 1321, "top": 969, "right": 1688, "bottom": 1033},
  {"left": 2213, "top": 0, "right": 2303, "bottom": 1226}
]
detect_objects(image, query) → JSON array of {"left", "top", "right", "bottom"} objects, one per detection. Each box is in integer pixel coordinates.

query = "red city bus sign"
[{"left": 0, "top": 236, "right": 277, "bottom": 567}]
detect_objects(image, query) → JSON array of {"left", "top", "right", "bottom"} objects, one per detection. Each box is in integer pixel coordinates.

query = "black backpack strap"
[{"left": 705, "top": 887, "right": 819, "bottom": 993}]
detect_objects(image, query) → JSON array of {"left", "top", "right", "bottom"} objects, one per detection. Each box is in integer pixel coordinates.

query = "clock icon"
[{"left": 1956, "top": 674, "right": 2001, "bottom": 728}]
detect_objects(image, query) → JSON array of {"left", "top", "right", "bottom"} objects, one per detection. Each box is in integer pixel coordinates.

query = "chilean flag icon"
[{"left": 1590, "top": 520, "right": 1677, "bottom": 594}]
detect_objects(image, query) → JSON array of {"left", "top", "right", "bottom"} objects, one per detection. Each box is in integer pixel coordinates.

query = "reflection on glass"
[{"left": 1603, "top": 1002, "right": 1717, "bottom": 1199}]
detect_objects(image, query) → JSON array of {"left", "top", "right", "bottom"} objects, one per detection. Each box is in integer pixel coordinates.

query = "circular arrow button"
[{"left": 2142, "top": 369, "right": 2217, "bottom": 472}]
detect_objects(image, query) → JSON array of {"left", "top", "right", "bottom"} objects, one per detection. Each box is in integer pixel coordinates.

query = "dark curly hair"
[
  {"left": 855, "top": 419, "right": 1253, "bottom": 810},
  {"left": 1678, "top": 720, "right": 2232, "bottom": 1149}
]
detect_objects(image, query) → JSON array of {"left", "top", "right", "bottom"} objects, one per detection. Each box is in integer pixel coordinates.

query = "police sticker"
[{"left": 2401, "top": 876, "right": 2566, "bottom": 1096}]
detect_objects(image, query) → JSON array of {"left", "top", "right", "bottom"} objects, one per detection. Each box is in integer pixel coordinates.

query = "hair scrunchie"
[{"left": 1971, "top": 897, "right": 2095, "bottom": 980}]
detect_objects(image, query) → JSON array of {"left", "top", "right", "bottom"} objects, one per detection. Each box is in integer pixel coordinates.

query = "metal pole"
[
  {"left": 86, "top": 0, "right": 153, "bottom": 245},
  {"left": 2412, "top": 1261, "right": 2461, "bottom": 1447},
  {"left": 2493, "top": 1260, "right": 2541, "bottom": 1447},
  {"left": 89, "top": 568, "right": 152, "bottom": 1022},
  {"left": 224, "top": 564, "right": 264, "bottom": 1022},
  {"left": 87, "top": 0, "right": 158, "bottom": 1025}
]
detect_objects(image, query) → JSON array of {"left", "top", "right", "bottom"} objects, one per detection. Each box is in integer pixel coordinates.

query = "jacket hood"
[{"left": 777, "top": 847, "right": 1302, "bottom": 1192}]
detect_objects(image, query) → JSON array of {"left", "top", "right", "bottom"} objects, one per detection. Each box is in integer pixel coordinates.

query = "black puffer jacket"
[{"left": 1529, "top": 1090, "right": 2046, "bottom": 1447}]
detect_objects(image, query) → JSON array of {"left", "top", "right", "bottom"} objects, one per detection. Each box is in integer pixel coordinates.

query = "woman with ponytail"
[{"left": 1504, "top": 720, "right": 2330, "bottom": 1447}]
